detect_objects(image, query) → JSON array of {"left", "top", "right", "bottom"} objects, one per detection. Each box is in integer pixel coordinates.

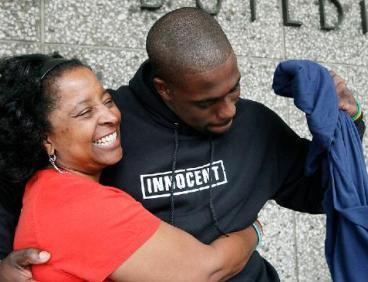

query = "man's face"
[{"left": 159, "top": 54, "right": 241, "bottom": 135}]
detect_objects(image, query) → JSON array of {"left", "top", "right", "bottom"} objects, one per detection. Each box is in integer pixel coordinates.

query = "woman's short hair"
[{"left": 0, "top": 53, "right": 88, "bottom": 208}]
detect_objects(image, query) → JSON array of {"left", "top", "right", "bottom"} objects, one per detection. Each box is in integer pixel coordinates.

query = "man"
[{"left": 0, "top": 7, "right": 365, "bottom": 281}]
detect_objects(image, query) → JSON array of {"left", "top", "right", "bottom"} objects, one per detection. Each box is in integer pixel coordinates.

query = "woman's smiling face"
[{"left": 44, "top": 66, "right": 122, "bottom": 179}]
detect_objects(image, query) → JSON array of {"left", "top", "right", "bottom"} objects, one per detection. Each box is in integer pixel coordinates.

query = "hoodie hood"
[
  {"left": 128, "top": 60, "right": 209, "bottom": 138},
  {"left": 128, "top": 61, "right": 180, "bottom": 127}
]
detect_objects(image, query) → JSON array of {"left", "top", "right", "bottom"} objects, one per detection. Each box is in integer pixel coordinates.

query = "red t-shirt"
[{"left": 14, "top": 169, "right": 160, "bottom": 282}]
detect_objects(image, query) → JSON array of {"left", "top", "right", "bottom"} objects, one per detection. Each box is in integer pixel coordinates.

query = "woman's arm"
[
  {"left": 110, "top": 221, "right": 258, "bottom": 282},
  {"left": 5, "top": 222, "right": 257, "bottom": 282},
  {"left": 13, "top": 177, "right": 258, "bottom": 282}
]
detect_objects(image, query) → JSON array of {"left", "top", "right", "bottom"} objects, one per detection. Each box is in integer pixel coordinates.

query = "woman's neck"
[
  {"left": 48, "top": 165, "right": 101, "bottom": 182},
  {"left": 67, "top": 169, "right": 101, "bottom": 182}
]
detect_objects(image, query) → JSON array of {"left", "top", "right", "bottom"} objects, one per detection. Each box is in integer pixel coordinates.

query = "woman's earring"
[{"left": 49, "top": 154, "right": 64, "bottom": 173}]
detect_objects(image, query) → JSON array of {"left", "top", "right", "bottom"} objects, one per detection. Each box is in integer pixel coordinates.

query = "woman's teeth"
[{"left": 93, "top": 131, "right": 117, "bottom": 147}]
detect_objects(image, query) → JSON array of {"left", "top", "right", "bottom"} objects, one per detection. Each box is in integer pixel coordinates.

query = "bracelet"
[
  {"left": 252, "top": 221, "right": 263, "bottom": 249},
  {"left": 352, "top": 98, "right": 362, "bottom": 121},
  {"left": 354, "top": 111, "right": 364, "bottom": 123}
]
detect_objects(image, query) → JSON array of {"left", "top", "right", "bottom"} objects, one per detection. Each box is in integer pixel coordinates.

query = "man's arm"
[
  {"left": 330, "top": 70, "right": 366, "bottom": 139},
  {"left": 0, "top": 249, "right": 50, "bottom": 282},
  {"left": 0, "top": 183, "right": 52, "bottom": 282},
  {"left": 0, "top": 203, "right": 17, "bottom": 260},
  {"left": 0, "top": 179, "right": 25, "bottom": 259},
  {"left": 273, "top": 71, "right": 365, "bottom": 213}
]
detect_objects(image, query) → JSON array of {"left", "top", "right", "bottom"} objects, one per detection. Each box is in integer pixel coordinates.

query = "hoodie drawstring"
[
  {"left": 169, "top": 128, "right": 226, "bottom": 235},
  {"left": 209, "top": 138, "right": 228, "bottom": 236},
  {"left": 169, "top": 123, "right": 179, "bottom": 226}
]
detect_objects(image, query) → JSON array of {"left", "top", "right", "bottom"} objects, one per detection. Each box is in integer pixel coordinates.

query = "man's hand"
[
  {"left": 330, "top": 70, "right": 358, "bottom": 117},
  {"left": 0, "top": 249, "right": 50, "bottom": 282}
]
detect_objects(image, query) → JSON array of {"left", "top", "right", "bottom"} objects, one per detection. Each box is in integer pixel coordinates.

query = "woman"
[{"left": 0, "top": 53, "right": 259, "bottom": 281}]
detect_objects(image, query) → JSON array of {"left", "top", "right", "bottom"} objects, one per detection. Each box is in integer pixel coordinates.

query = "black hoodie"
[{"left": 101, "top": 61, "right": 332, "bottom": 281}]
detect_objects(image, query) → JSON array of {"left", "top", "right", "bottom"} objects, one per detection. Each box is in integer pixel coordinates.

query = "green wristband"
[
  {"left": 252, "top": 222, "right": 263, "bottom": 249},
  {"left": 352, "top": 98, "right": 362, "bottom": 121}
]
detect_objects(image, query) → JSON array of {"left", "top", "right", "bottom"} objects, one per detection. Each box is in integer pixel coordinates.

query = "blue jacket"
[{"left": 273, "top": 60, "right": 368, "bottom": 281}]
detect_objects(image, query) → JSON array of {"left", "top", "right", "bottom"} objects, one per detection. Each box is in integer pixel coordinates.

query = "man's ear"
[
  {"left": 153, "top": 77, "right": 172, "bottom": 102},
  {"left": 43, "top": 136, "right": 55, "bottom": 156}
]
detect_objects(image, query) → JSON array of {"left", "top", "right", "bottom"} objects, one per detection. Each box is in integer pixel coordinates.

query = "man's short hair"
[{"left": 146, "top": 7, "right": 233, "bottom": 82}]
